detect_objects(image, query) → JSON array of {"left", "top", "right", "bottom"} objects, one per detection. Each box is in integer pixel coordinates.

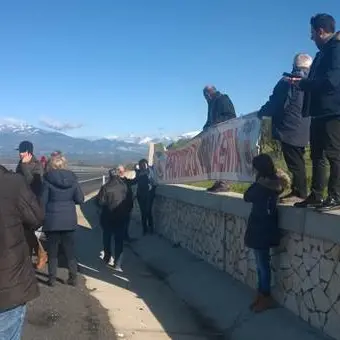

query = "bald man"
[{"left": 203, "top": 85, "right": 236, "bottom": 192}]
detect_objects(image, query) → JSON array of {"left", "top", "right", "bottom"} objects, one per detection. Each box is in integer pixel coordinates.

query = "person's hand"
[
  {"left": 21, "top": 153, "right": 33, "bottom": 163},
  {"left": 283, "top": 77, "right": 301, "bottom": 86}
]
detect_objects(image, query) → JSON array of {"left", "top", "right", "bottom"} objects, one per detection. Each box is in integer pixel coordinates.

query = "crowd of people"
[{"left": 0, "top": 10, "right": 339, "bottom": 339}]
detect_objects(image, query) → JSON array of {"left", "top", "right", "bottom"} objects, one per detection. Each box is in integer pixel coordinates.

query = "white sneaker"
[
  {"left": 107, "top": 257, "right": 115, "bottom": 266},
  {"left": 99, "top": 250, "right": 105, "bottom": 260}
]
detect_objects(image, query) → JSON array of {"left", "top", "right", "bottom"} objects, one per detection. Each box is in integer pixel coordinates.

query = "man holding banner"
[{"left": 202, "top": 85, "right": 236, "bottom": 192}]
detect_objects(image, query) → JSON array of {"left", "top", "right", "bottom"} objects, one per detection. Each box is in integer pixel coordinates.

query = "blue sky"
[{"left": 0, "top": 1, "right": 339, "bottom": 139}]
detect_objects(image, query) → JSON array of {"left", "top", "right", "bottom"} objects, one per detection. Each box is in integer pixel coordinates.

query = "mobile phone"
[{"left": 282, "top": 72, "right": 301, "bottom": 78}]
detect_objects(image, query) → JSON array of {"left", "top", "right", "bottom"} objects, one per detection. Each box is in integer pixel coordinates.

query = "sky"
[{"left": 0, "top": 1, "right": 339, "bottom": 139}]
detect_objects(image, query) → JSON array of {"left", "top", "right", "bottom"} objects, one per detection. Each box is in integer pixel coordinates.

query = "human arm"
[
  {"left": 73, "top": 182, "right": 85, "bottom": 205},
  {"left": 258, "top": 80, "right": 289, "bottom": 119},
  {"left": 243, "top": 183, "right": 259, "bottom": 203},
  {"left": 295, "top": 46, "right": 340, "bottom": 92},
  {"left": 217, "top": 95, "right": 236, "bottom": 122},
  {"left": 17, "top": 179, "right": 44, "bottom": 230}
]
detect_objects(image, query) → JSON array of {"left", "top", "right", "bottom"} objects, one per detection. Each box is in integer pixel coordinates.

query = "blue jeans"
[
  {"left": 0, "top": 305, "right": 26, "bottom": 340},
  {"left": 253, "top": 249, "right": 271, "bottom": 295}
]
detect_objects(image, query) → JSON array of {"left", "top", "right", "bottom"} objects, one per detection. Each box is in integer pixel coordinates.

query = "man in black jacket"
[
  {"left": 203, "top": 85, "right": 236, "bottom": 192},
  {"left": 258, "top": 53, "right": 313, "bottom": 202},
  {"left": 0, "top": 165, "right": 44, "bottom": 339},
  {"left": 16, "top": 140, "right": 48, "bottom": 269},
  {"left": 97, "top": 168, "right": 133, "bottom": 271},
  {"left": 286, "top": 14, "right": 340, "bottom": 211}
]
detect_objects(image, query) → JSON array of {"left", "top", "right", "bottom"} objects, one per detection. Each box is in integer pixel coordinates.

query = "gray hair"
[{"left": 294, "top": 53, "right": 313, "bottom": 69}]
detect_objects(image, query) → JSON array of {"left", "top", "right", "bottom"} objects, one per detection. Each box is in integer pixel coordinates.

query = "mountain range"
[{"left": 0, "top": 123, "right": 200, "bottom": 165}]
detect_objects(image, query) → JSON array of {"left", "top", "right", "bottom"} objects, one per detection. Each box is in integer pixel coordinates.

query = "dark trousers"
[
  {"left": 253, "top": 249, "right": 271, "bottom": 295},
  {"left": 310, "top": 118, "right": 340, "bottom": 200},
  {"left": 124, "top": 214, "right": 131, "bottom": 240},
  {"left": 46, "top": 231, "right": 77, "bottom": 280},
  {"left": 281, "top": 142, "right": 307, "bottom": 198},
  {"left": 137, "top": 189, "right": 155, "bottom": 234},
  {"left": 102, "top": 220, "right": 125, "bottom": 267}
]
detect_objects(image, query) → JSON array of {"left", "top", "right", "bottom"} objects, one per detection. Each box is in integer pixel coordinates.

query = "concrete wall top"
[{"left": 156, "top": 184, "right": 340, "bottom": 245}]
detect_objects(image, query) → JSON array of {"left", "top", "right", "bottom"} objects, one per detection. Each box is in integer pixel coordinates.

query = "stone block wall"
[{"left": 152, "top": 185, "right": 340, "bottom": 340}]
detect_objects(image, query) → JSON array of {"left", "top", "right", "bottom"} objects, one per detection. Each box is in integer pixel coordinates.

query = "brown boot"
[
  {"left": 252, "top": 295, "right": 275, "bottom": 313},
  {"left": 35, "top": 248, "right": 48, "bottom": 270},
  {"left": 249, "top": 293, "right": 262, "bottom": 310}
]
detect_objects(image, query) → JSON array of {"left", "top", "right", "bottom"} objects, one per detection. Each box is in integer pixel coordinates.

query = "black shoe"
[
  {"left": 315, "top": 197, "right": 340, "bottom": 212},
  {"left": 47, "top": 279, "right": 56, "bottom": 287},
  {"left": 67, "top": 276, "right": 77, "bottom": 287},
  {"left": 207, "top": 182, "right": 230, "bottom": 193},
  {"left": 294, "top": 194, "right": 323, "bottom": 208}
]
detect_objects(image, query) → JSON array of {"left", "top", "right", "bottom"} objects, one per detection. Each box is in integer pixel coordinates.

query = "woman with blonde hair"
[{"left": 41, "top": 153, "right": 84, "bottom": 286}]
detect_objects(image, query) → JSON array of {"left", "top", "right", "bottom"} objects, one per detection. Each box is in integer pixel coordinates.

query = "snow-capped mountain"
[
  {"left": 106, "top": 130, "right": 201, "bottom": 145},
  {"left": 0, "top": 123, "right": 200, "bottom": 165}
]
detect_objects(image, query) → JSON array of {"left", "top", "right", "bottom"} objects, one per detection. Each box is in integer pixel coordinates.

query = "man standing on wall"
[
  {"left": 203, "top": 85, "right": 236, "bottom": 192},
  {"left": 16, "top": 140, "right": 48, "bottom": 268},
  {"left": 286, "top": 14, "right": 340, "bottom": 211}
]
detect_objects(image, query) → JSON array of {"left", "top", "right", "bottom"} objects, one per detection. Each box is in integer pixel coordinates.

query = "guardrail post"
[{"left": 102, "top": 175, "right": 106, "bottom": 185}]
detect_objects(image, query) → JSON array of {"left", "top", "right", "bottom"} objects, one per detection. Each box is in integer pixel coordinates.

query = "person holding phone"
[
  {"left": 258, "top": 54, "right": 313, "bottom": 202},
  {"left": 284, "top": 14, "right": 340, "bottom": 212}
]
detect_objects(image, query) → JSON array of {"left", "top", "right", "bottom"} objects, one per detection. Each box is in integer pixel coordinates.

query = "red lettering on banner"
[{"left": 211, "top": 128, "right": 241, "bottom": 174}]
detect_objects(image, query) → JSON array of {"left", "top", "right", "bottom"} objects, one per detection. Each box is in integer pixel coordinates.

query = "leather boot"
[
  {"left": 252, "top": 295, "right": 275, "bottom": 313},
  {"left": 249, "top": 292, "right": 262, "bottom": 310}
]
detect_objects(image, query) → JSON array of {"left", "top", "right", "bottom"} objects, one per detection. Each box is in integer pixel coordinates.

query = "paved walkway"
[{"left": 75, "top": 193, "right": 215, "bottom": 339}]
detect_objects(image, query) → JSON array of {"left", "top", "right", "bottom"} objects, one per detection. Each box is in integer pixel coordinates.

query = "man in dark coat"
[
  {"left": 16, "top": 140, "right": 48, "bottom": 269},
  {"left": 287, "top": 14, "right": 340, "bottom": 211},
  {"left": 203, "top": 85, "right": 236, "bottom": 192},
  {"left": 97, "top": 168, "right": 133, "bottom": 271},
  {"left": 258, "top": 53, "right": 313, "bottom": 202},
  {"left": 0, "top": 165, "right": 44, "bottom": 339}
]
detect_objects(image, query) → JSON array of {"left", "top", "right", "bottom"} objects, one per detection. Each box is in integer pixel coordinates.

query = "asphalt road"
[{"left": 22, "top": 176, "right": 115, "bottom": 340}]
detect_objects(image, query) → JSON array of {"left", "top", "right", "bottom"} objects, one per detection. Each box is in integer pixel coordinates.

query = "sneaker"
[
  {"left": 316, "top": 197, "right": 340, "bottom": 212},
  {"left": 113, "top": 265, "right": 123, "bottom": 273},
  {"left": 107, "top": 257, "right": 115, "bottom": 267},
  {"left": 294, "top": 194, "right": 323, "bottom": 208}
]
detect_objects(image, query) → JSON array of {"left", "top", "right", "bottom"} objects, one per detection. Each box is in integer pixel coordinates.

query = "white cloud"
[{"left": 40, "top": 117, "right": 83, "bottom": 131}]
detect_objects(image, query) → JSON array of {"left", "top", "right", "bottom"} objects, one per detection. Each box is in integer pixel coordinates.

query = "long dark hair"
[{"left": 252, "top": 154, "right": 276, "bottom": 179}]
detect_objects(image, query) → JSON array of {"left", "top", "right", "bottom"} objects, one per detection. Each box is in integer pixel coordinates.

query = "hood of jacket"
[
  {"left": 44, "top": 169, "right": 77, "bottom": 189},
  {"left": 257, "top": 169, "right": 291, "bottom": 194}
]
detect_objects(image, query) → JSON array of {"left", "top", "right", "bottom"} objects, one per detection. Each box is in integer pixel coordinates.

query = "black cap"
[{"left": 16, "top": 141, "right": 33, "bottom": 154}]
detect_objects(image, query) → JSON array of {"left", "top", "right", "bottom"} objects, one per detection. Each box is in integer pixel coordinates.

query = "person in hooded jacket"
[
  {"left": 0, "top": 165, "right": 44, "bottom": 339},
  {"left": 97, "top": 168, "right": 133, "bottom": 271},
  {"left": 258, "top": 53, "right": 313, "bottom": 202},
  {"left": 41, "top": 154, "right": 84, "bottom": 287},
  {"left": 244, "top": 154, "right": 290, "bottom": 313}
]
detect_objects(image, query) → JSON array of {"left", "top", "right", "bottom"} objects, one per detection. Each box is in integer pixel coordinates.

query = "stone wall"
[{"left": 152, "top": 185, "right": 340, "bottom": 340}]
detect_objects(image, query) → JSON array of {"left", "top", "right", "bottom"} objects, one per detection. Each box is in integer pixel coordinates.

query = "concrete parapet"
[{"left": 152, "top": 184, "right": 340, "bottom": 339}]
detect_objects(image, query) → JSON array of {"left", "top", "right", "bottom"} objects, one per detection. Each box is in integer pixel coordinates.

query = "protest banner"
[{"left": 152, "top": 112, "right": 261, "bottom": 184}]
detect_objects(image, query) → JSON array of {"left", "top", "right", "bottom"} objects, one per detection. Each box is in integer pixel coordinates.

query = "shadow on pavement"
[{"left": 77, "top": 196, "right": 213, "bottom": 339}]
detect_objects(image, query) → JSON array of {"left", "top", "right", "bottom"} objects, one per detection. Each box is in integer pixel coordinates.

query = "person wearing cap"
[
  {"left": 202, "top": 85, "right": 236, "bottom": 193},
  {"left": 16, "top": 140, "right": 48, "bottom": 269},
  {"left": 258, "top": 53, "right": 313, "bottom": 203},
  {"left": 97, "top": 168, "right": 133, "bottom": 272}
]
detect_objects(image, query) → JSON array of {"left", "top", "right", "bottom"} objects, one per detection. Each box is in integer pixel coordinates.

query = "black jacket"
[
  {"left": 132, "top": 168, "right": 156, "bottom": 198},
  {"left": 203, "top": 92, "right": 236, "bottom": 130},
  {"left": 244, "top": 173, "right": 287, "bottom": 250},
  {"left": 0, "top": 165, "right": 44, "bottom": 310},
  {"left": 16, "top": 156, "right": 43, "bottom": 197},
  {"left": 97, "top": 176, "right": 133, "bottom": 226},
  {"left": 41, "top": 170, "right": 84, "bottom": 232},
  {"left": 300, "top": 32, "right": 340, "bottom": 119},
  {"left": 258, "top": 69, "right": 310, "bottom": 147}
]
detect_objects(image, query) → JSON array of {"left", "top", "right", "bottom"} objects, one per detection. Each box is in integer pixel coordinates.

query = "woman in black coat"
[
  {"left": 41, "top": 154, "right": 84, "bottom": 287},
  {"left": 244, "top": 154, "right": 290, "bottom": 313}
]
